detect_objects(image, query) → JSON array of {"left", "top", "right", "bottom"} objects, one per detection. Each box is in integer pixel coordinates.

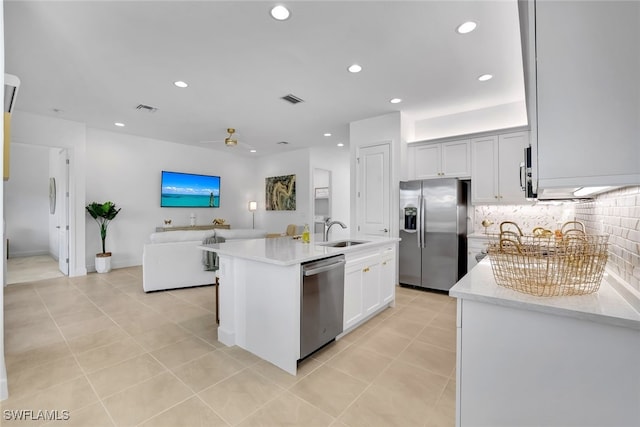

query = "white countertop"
[
  {"left": 450, "top": 259, "right": 640, "bottom": 330},
  {"left": 199, "top": 235, "right": 400, "bottom": 266}
]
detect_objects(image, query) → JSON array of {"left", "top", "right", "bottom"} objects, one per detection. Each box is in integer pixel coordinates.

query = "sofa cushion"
[
  {"left": 214, "top": 229, "right": 267, "bottom": 240},
  {"left": 149, "top": 230, "right": 215, "bottom": 243}
]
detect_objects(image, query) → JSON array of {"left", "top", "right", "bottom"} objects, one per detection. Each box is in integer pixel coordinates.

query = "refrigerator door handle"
[
  {"left": 421, "top": 195, "right": 427, "bottom": 249},
  {"left": 417, "top": 194, "right": 423, "bottom": 248}
]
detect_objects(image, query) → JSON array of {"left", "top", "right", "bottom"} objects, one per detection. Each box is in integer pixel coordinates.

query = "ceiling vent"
[
  {"left": 135, "top": 104, "right": 158, "bottom": 113},
  {"left": 281, "top": 94, "right": 304, "bottom": 104}
]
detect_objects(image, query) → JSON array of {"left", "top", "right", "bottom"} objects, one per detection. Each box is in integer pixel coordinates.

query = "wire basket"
[{"left": 486, "top": 221, "right": 609, "bottom": 297}]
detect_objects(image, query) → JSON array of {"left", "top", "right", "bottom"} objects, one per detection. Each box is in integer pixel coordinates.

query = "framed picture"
[
  {"left": 265, "top": 174, "right": 296, "bottom": 211},
  {"left": 315, "top": 187, "right": 329, "bottom": 198}
]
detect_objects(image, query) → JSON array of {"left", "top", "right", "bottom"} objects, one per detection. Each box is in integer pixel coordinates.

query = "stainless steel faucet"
[{"left": 324, "top": 218, "right": 347, "bottom": 241}]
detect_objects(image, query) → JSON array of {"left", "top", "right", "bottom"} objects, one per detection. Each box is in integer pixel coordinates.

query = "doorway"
[
  {"left": 313, "top": 168, "right": 331, "bottom": 235},
  {"left": 4, "top": 144, "right": 69, "bottom": 284}
]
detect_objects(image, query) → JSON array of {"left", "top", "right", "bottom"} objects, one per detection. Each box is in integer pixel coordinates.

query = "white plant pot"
[{"left": 95, "top": 253, "right": 112, "bottom": 273}]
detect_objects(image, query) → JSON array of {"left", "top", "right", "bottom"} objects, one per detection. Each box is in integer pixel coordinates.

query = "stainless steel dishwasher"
[{"left": 300, "top": 255, "right": 345, "bottom": 359}]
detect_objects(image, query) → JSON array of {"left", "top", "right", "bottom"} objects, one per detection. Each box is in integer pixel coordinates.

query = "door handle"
[
  {"left": 380, "top": 228, "right": 388, "bottom": 233},
  {"left": 56, "top": 226, "right": 61, "bottom": 229}
]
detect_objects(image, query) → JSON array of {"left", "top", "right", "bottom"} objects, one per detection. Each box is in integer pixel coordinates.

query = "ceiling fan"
[{"left": 199, "top": 127, "right": 255, "bottom": 150}]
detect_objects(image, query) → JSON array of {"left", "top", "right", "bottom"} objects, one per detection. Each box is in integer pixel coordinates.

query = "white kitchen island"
[
  {"left": 199, "top": 236, "right": 399, "bottom": 375},
  {"left": 450, "top": 260, "right": 640, "bottom": 427}
]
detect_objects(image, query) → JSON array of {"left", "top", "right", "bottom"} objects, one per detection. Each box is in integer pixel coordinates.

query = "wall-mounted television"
[{"left": 161, "top": 171, "right": 220, "bottom": 208}]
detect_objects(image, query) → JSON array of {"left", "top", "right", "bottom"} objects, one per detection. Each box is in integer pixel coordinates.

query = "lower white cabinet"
[
  {"left": 343, "top": 245, "right": 396, "bottom": 331},
  {"left": 466, "top": 235, "right": 489, "bottom": 272}
]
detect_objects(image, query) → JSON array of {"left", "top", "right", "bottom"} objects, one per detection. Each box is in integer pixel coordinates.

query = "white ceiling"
[{"left": 4, "top": 0, "right": 525, "bottom": 156}]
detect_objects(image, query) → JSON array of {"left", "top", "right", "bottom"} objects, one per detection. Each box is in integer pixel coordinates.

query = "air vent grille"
[
  {"left": 281, "top": 94, "right": 304, "bottom": 104},
  {"left": 135, "top": 104, "right": 158, "bottom": 113}
]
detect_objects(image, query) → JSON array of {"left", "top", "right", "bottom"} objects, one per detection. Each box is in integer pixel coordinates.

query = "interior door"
[
  {"left": 357, "top": 143, "right": 390, "bottom": 237},
  {"left": 57, "top": 149, "right": 69, "bottom": 275}
]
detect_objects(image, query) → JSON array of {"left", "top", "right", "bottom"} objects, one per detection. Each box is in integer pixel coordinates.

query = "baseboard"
[{"left": 8, "top": 250, "right": 49, "bottom": 258}]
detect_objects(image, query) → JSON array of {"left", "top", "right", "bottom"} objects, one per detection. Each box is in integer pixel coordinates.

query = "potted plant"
[{"left": 86, "top": 201, "right": 121, "bottom": 273}]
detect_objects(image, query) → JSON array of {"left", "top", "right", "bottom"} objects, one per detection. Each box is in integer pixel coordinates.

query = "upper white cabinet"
[
  {"left": 522, "top": 0, "right": 640, "bottom": 188},
  {"left": 408, "top": 139, "right": 470, "bottom": 180},
  {"left": 472, "top": 131, "right": 529, "bottom": 204}
]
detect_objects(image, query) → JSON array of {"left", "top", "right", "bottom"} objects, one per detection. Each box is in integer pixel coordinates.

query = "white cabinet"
[
  {"left": 408, "top": 139, "right": 470, "bottom": 180},
  {"left": 471, "top": 131, "right": 529, "bottom": 204},
  {"left": 343, "top": 245, "right": 396, "bottom": 331},
  {"left": 522, "top": 1, "right": 640, "bottom": 188},
  {"left": 380, "top": 246, "right": 395, "bottom": 304}
]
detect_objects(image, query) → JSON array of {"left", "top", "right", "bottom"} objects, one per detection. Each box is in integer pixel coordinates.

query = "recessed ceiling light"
[
  {"left": 390, "top": 98, "right": 402, "bottom": 104},
  {"left": 337, "top": 143, "right": 344, "bottom": 147},
  {"left": 456, "top": 21, "right": 477, "bottom": 34},
  {"left": 250, "top": 149, "right": 257, "bottom": 153},
  {"left": 114, "top": 122, "right": 125, "bottom": 127},
  {"left": 478, "top": 74, "right": 493, "bottom": 82},
  {"left": 324, "top": 133, "right": 332, "bottom": 137},
  {"left": 348, "top": 64, "right": 362, "bottom": 73},
  {"left": 270, "top": 5, "right": 290, "bottom": 21},
  {"left": 173, "top": 81, "right": 188, "bottom": 88}
]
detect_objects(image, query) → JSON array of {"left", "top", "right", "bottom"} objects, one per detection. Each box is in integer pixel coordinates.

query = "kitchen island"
[
  {"left": 199, "top": 236, "right": 399, "bottom": 375},
  {"left": 449, "top": 260, "right": 640, "bottom": 427}
]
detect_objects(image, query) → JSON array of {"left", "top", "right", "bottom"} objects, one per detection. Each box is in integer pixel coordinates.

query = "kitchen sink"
[{"left": 319, "top": 240, "right": 369, "bottom": 248}]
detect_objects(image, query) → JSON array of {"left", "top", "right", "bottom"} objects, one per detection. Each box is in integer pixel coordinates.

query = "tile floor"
[
  {"left": 6, "top": 255, "right": 65, "bottom": 285},
  {"left": 1, "top": 267, "right": 456, "bottom": 426}
]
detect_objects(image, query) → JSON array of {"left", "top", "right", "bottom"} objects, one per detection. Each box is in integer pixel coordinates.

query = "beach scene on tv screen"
[{"left": 161, "top": 171, "right": 220, "bottom": 207}]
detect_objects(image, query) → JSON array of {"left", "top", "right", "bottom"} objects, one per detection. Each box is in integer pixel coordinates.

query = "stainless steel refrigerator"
[{"left": 399, "top": 178, "right": 467, "bottom": 291}]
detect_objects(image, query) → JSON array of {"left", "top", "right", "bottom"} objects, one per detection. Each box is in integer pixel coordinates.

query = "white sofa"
[{"left": 142, "top": 228, "right": 267, "bottom": 292}]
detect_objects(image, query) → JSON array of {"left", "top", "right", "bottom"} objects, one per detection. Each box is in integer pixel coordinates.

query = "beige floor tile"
[
  {"left": 393, "top": 305, "right": 440, "bottom": 324},
  {"left": 425, "top": 378, "right": 456, "bottom": 427},
  {"left": 290, "top": 365, "right": 367, "bottom": 418},
  {"left": 139, "top": 396, "right": 227, "bottom": 427},
  {"left": 198, "top": 368, "right": 284, "bottom": 425},
  {"left": 110, "top": 311, "right": 170, "bottom": 336},
  {"left": 66, "top": 325, "right": 129, "bottom": 354},
  {"left": 250, "top": 356, "right": 322, "bottom": 389},
  {"left": 397, "top": 340, "right": 456, "bottom": 378},
  {"left": 31, "top": 278, "right": 77, "bottom": 296},
  {"left": 355, "top": 328, "right": 412, "bottom": 359},
  {"left": 4, "top": 321, "right": 66, "bottom": 357},
  {"left": 4, "top": 283, "right": 38, "bottom": 302},
  {"left": 157, "top": 301, "right": 212, "bottom": 324},
  {"left": 133, "top": 323, "right": 195, "bottom": 351},
  {"left": 58, "top": 315, "right": 119, "bottom": 341},
  {"left": 50, "top": 307, "right": 107, "bottom": 328},
  {"left": 326, "top": 345, "right": 392, "bottom": 384},
  {"left": 178, "top": 313, "right": 218, "bottom": 336},
  {"left": 429, "top": 312, "right": 456, "bottom": 331},
  {"left": 46, "top": 402, "right": 114, "bottom": 427},
  {"left": 171, "top": 350, "right": 245, "bottom": 392},
  {"left": 394, "top": 291, "right": 417, "bottom": 306},
  {"left": 309, "top": 338, "right": 352, "bottom": 363},
  {"left": 378, "top": 316, "right": 426, "bottom": 340},
  {"left": 4, "top": 341, "right": 73, "bottom": 374},
  {"left": 151, "top": 336, "right": 216, "bottom": 369},
  {"left": 4, "top": 306, "right": 52, "bottom": 330},
  {"left": 238, "top": 390, "right": 335, "bottom": 427},
  {"left": 218, "top": 345, "right": 264, "bottom": 367},
  {"left": 6, "top": 356, "right": 84, "bottom": 399},
  {"left": 75, "top": 337, "right": 146, "bottom": 373},
  {"left": 373, "top": 360, "right": 449, "bottom": 405},
  {"left": 338, "top": 323, "right": 373, "bottom": 344},
  {"left": 87, "top": 353, "right": 167, "bottom": 398},
  {"left": 102, "top": 371, "right": 193, "bottom": 426},
  {"left": 338, "top": 384, "right": 434, "bottom": 427},
  {"left": 415, "top": 325, "right": 457, "bottom": 352}
]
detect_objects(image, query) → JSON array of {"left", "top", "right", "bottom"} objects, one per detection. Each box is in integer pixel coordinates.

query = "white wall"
[
  {"left": 85, "top": 128, "right": 259, "bottom": 270},
  {"left": 413, "top": 101, "right": 527, "bottom": 141},
  {"left": 1, "top": 0, "right": 8, "bottom": 401},
  {"left": 255, "top": 149, "right": 311, "bottom": 234},
  {"left": 4, "top": 144, "right": 50, "bottom": 257}
]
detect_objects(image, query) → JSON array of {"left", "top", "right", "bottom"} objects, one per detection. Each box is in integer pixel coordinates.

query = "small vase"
[{"left": 95, "top": 252, "right": 112, "bottom": 273}]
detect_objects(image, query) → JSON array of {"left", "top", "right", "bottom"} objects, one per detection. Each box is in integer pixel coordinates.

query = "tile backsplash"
[
  {"left": 473, "top": 203, "right": 575, "bottom": 235},
  {"left": 473, "top": 186, "right": 640, "bottom": 291},
  {"left": 575, "top": 186, "right": 640, "bottom": 291}
]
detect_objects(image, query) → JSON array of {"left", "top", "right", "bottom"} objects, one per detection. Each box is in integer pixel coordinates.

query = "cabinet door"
[
  {"left": 536, "top": 1, "right": 640, "bottom": 187},
  {"left": 380, "top": 247, "right": 396, "bottom": 304},
  {"left": 442, "top": 140, "right": 470, "bottom": 178},
  {"left": 497, "top": 132, "right": 528, "bottom": 204},
  {"left": 471, "top": 136, "right": 499, "bottom": 203},
  {"left": 343, "top": 262, "right": 364, "bottom": 330},
  {"left": 362, "top": 260, "right": 381, "bottom": 317},
  {"left": 413, "top": 144, "right": 442, "bottom": 179}
]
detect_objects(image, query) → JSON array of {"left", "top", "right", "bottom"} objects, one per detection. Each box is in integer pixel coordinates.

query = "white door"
[
  {"left": 357, "top": 143, "right": 390, "bottom": 237},
  {"left": 57, "top": 150, "right": 69, "bottom": 275}
]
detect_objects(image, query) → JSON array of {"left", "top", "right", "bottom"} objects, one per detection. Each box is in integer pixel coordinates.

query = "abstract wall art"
[{"left": 265, "top": 174, "right": 296, "bottom": 211}]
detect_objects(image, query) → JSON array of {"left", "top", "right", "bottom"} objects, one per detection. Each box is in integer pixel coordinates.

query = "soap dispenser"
[{"left": 302, "top": 224, "right": 310, "bottom": 243}]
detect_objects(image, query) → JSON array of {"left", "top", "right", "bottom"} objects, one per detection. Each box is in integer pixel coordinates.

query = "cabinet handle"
[
  {"left": 363, "top": 267, "right": 370, "bottom": 273},
  {"left": 382, "top": 261, "right": 387, "bottom": 266}
]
